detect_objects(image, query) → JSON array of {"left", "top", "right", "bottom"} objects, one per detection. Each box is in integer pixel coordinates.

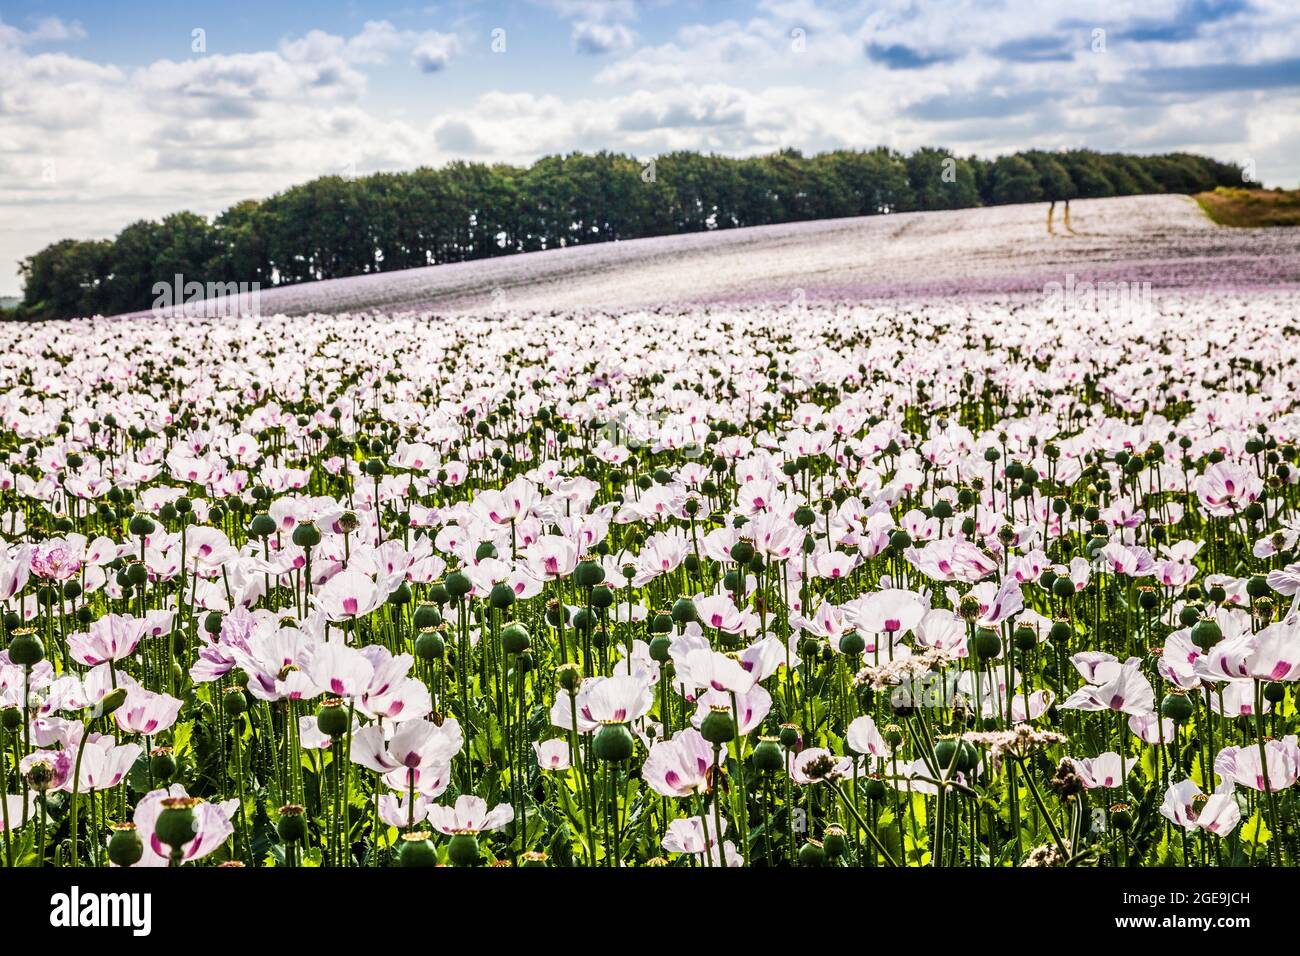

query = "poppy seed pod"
[
  {"left": 1160, "top": 690, "right": 1194, "bottom": 723},
  {"left": 108, "top": 822, "right": 144, "bottom": 867},
  {"left": 7, "top": 629, "right": 44, "bottom": 667},
  {"left": 248, "top": 513, "right": 277, "bottom": 538},
  {"left": 447, "top": 832, "right": 479, "bottom": 867},
  {"left": 1264, "top": 681, "right": 1286, "bottom": 704},
  {"left": 934, "top": 735, "right": 978, "bottom": 774},
  {"left": 575, "top": 559, "right": 605, "bottom": 588},
  {"left": 489, "top": 582, "right": 516, "bottom": 609},
  {"left": 223, "top": 687, "right": 249, "bottom": 716},
  {"left": 798, "top": 839, "right": 826, "bottom": 867},
  {"left": 150, "top": 747, "right": 177, "bottom": 782},
  {"left": 822, "top": 825, "right": 848, "bottom": 859},
  {"left": 593, "top": 722, "right": 635, "bottom": 762},
  {"left": 778, "top": 723, "right": 801, "bottom": 749},
  {"left": 415, "top": 628, "right": 445, "bottom": 661},
  {"left": 412, "top": 602, "right": 442, "bottom": 630},
  {"left": 839, "top": 630, "right": 866, "bottom": 656},
  {"left": 1051, "top": 576, "right": 1075, "bottom": 599},
  {"left": 291, "top": 522, "right": 321, "bottom": 548},
  {"left": 648, "top": 634, "right": 672, "bottom": 663},
  {"left": 399, "top": 831, "right": 439, "bottom": 867},
  {"left": 752, "top": 737, "right": 784, "bottom": 773},
  {"left": 316, "top": 698, "right": 349, "bottom": 739},
  {"left": 276, "top": 804, "right": 308, "bottom": 844},
  {"left": 590, "top": 585, "right": 614, "bottom": 609},
  {"left": 671, "top": 597, "right": 697, "bottom": 624},
  {"left": 1190, "top": 618, "right": 1222, "bottom": 652},
  {"left": 501, "top": 621, "right": 530, "bottom": 654},
  {"left": 155, "top": 797, "right": 203, "bottom": 854},
  {"left": 557, "top": 663, "right": 582, "bottom": 692},
  {"left": 700, "top": 706, "right": 736, "bottom": 745},
  {"left": 127, "top": 514, "right": 156, "bottom": 537},
  {"left": 1, "top": 708, "right": 20, "bottom": 732},
  {"left": 124, "top": 561, "right": 148, "bottom": 587},
  {"left": 1013, "top": 624, "right": 1038, "bottom": 651},
  {"left": 972, "top": 628, "right": 1001, "bottom": 660},
  {"left": 444, "top": 570, "right": 472, "bottom": 598}
]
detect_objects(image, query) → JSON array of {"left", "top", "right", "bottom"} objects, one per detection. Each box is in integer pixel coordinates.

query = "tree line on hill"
[{"left": 11, "top": 147, "right": 1247, "bottom": 320}]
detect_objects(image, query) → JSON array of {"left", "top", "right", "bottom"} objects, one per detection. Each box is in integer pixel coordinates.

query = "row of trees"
[{"left": 15, "top": 147, "right": 1247, "bottom": 320}]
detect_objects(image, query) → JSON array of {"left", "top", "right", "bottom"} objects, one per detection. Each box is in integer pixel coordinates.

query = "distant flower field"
[{"left": 3, "top": 289, "right": 1300, "bottom": 868}]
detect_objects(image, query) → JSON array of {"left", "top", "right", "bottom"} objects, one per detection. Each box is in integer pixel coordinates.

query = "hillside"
[{"left": 121, "top": 194, "right": 1300, "bottom": 319}]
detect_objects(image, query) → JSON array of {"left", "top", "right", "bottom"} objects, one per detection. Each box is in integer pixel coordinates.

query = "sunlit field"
[{"left": 4, "top": 288, "right": 1299, "bottom": 869}]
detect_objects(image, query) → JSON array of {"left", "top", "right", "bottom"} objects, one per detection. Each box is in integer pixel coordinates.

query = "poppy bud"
[{"left": 99, "top": 686, "right": 128, "bottom": 716}]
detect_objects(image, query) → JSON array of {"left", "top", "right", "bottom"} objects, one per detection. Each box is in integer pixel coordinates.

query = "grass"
[{"left": 1195, "top": 186, "right": 1300, "bottom": 227}]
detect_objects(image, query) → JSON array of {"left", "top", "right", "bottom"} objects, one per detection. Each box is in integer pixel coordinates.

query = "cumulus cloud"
[{"left": 2, "top": 1, "right": 1300, "bottom": 297}]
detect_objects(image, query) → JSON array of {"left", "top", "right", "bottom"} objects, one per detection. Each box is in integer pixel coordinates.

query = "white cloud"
[{"left": 2, "top": 2, "right": 1299, "bottom": 298}]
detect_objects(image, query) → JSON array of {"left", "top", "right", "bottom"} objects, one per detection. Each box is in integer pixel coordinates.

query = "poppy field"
[{"left": 3, "top": 290, "right": 1300, "bottom": 869}]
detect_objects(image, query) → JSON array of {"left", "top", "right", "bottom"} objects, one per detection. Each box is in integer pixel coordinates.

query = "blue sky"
[{"left": 2, "top": 0, "right": 1298, "bottom": 295}]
